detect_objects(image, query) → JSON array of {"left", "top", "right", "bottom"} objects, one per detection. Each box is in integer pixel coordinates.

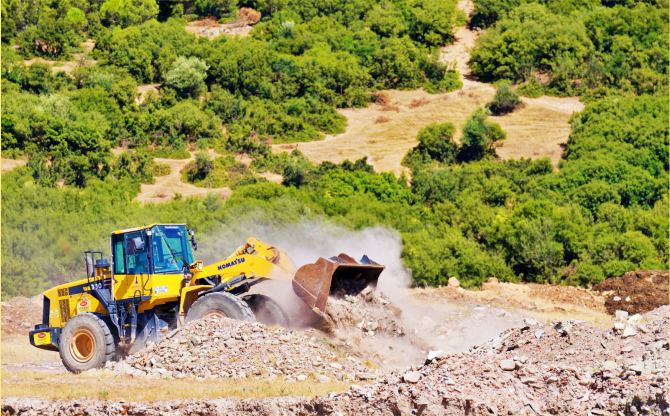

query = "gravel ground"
[
  {"left": 104, "top": 317, "right": 381, "bottom": 383},
  {"left": 5, "top": 306, "right": 666, "bottom": 415}
]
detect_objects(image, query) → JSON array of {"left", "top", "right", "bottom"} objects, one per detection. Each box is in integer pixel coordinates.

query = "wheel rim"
[
  {"left": 203, "top": 310, "right": 227, "bottom": 319},
  {"left": 70, "top": 329, "right": 96, "bottom": 363}
]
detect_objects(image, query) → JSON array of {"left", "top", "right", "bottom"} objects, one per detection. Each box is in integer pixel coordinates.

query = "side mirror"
[
  {"left": 188, "top": 229, "right": 197, "bottom": 251},
  {"left": 132, "top": 236, "right": 145, "bottom": 251}
]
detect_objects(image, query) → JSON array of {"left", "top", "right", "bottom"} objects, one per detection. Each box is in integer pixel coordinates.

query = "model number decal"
[
  {"left": 154, "top": 286, "right": 168, "bottom": 294},
  {"left": 217, "top": 257, "right": 245, "bottom": 271}
]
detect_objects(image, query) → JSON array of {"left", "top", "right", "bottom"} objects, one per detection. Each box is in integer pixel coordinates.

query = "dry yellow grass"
[
  {"left": 271, "top": 0, "right": 584, "bottom": 176},
  {"left": 129, "top": 149, "right": 232, "bottom": 204},
  {"left": 1, "top": 337, "right": 60, "bottom": 364},
  {"left": 1, "top": 370, "right": 356, "bottom": 400}
]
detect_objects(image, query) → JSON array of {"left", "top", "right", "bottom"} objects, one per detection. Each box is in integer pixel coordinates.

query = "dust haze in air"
[{"left": 200, "top": 216, "right": 516, "bottom": 369}]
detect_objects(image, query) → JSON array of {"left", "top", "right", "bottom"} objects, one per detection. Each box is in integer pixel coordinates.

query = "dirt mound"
[
  {"left": 593, "top": 270, "right": 669, "bottom": 315},
  {"left": 328, "top": 305, "right": 669, "bottom": 415},
  {"left": 1, "top": 296, "right": 43, "bottom": 337},
  {"left": 109, "top": 316, "right": 381, "bottom": 382}
]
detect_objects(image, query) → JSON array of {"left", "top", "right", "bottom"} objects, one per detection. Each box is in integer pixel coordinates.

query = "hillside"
[
  {"left": 279, "top": 0, "right": 584, "bottom": 175},
  {"left": 1, "top": 0, "right": 668, "bottom": 299}
]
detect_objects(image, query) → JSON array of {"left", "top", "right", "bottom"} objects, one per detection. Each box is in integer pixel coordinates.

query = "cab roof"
[{"left": 111, "top": 224, "right": 185, "bottom": 235}]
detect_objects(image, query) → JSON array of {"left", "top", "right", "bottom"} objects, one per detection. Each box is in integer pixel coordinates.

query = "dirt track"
[{"left": 272, "top": 0, "right": 584, "bottom": 176}]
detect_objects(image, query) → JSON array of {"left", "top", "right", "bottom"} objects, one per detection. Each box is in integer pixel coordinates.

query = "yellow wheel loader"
[{"left": 29, "top": 223, "right": 384, "bottom": 373}]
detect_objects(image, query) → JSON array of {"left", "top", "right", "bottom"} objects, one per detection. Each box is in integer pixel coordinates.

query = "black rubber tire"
[
  {"left": 185, "top": 292, "right": 255, "bottom": 323},
  {"left": 242, "top": 294, "right": 290, "bottom": 328},
  {"left": 59, "top": 313, "right": 115, "bottom": 374}
]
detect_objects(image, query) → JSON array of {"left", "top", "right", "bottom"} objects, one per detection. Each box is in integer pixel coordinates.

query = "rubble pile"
[
  {"left": 323, "top": 287, "right": 404, "bottom": 338},
  {"left": 5, "top": 306, "right": 668, "bottom": 415},
  {"left": 326, "top": 305, "right": 669, "bottom": 415},
  {"left": 1, "top": 296, "right": 43, "bottom": 336},
  {"left": 107, "top": 317, "right": 382, "bottom": 383}
]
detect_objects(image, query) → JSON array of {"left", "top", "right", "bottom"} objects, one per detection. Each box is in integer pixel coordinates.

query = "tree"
[
  {"left": 164, "top": 56, "right": 209, "bottom": 97},
  {"left": 402, "top": 122, "right": 458, "bottom": 170},
  {"left": 100, "top": 0, "right": 159, "bottom": 28},
  {"left": 459, "top": 107, "right": 506, "bottom": 161},
  {"left": 65, "top": 7, "right": 88, "bottom": 32},
  {"left": 487, "top": 82, "right": 520, "bottom": 115}
]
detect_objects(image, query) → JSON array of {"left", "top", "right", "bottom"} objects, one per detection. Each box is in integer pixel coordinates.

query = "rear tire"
[
  {"left": 242, "top": 294, "right": 290, "bottom": 327},
  {"left": 59, "top": 313, "right": 115, "bottom": 374},
  {"left": 185, "top": 292, "right": 255, "bottom": 323}
]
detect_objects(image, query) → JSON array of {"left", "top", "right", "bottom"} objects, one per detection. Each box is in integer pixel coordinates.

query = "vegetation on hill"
[
  {"left": 1, "top": 0, "right": 668, "bottom": 297},
  {"left": 469, "top": 0, "right": 669, "bottom": 96}
]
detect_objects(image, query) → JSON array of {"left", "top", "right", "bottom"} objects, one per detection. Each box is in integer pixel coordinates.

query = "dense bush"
[{"left": 469, "top": 0, "right": 669, "bottom": 95}]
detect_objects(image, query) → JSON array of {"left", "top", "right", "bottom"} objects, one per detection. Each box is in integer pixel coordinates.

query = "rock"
[
  {"left": 445, "top": 378, "right": 456, "bottom": 385},
  {"left": 534, "top": 330, "right": 544, "bottom": 339},
  {"left": 356, "top": 373, "right": 376, "bottom": 380},
  {"left": 615, "top": 310, "right": 629, "bottom": 321},
  {"left": 622, "top": 327, "right": 637, "bottom": 338},
  {"left": 602, "top": 361, "right": 618, "bottom": 372},
  {"left": 427, "top": 350, "right": 444, "bottom": 361},
  {"left": 628, "top": 365, "right": 642, "bottom": 374},
  {"left": 296, "top": 375, "right": 308, "bottom": 381},
  {"left": 447, "top": 277, "right": 460, "bottom": 288},
  {"left": 524, "top": 318, "right": 539, "bottom": 326},
  {"left": 278, "top": 335, "right": 291, "bottom": 342},
  {"left": 621, "top": 345, "right": 634, "bottom": 353},
  {"left": 613, "top": 296, "right": 621, "bottom": 301},
  {"left": 403, "top": 372, "right": 421, "bottom": 383},
  {"left": 628, "top": 314, "right": 643, "bottom": 324},
  {"left": 500, "top": 360, "right": 516, "bottom": 371},
  {"left": 315, "top": 374, "right": 331, "bottom": 383},
  {"left": 521, "top": 378, "right": 537, "bottom": 384},
  {"left": 330, "top": 363, "right": 343, "bottom": 370},
  {"left": 614, "top": 322, "right": 626, "bottom": 331}
]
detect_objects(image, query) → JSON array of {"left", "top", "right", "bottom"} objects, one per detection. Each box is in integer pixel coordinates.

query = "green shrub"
[
  {"left": 515, "top": 78, "right": 544, "bottom": 98},
  {"left": 486, "top": 82, "right": 521, "bottom": 115}
]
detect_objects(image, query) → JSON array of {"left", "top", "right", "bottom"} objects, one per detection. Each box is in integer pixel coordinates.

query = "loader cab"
[{"left": 111, "top": 224, "right": 195, "bottom": 276}]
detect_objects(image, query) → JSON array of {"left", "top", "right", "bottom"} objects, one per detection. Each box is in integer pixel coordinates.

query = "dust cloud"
[{"left": 199, "top": 219, "right": 518, "bottom": 370}]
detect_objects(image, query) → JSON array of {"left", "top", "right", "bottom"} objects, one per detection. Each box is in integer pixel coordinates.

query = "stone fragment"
[
  {"left": 447, "top": 277, "right": 460, "bottom": 288},
  {"left": 403, "top": 371, "right": 421, "bottom": 383},
  {"left": 500, "top": 360, "right": 516, "bottom": 371},
  {"left": 296, "top": 375, "right": 308, "bottom": 381},
  {"left": 615, "top": 310, "right": 629, "bottom": 321},
  {"left": 614, "top": 322, "right": 626, "bottom": 331},
  {"left": 622, "top": 327, "right": 637, "bottom": 338}
]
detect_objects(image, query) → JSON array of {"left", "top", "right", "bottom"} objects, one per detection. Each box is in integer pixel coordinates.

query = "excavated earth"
[
  {"left": 593, "top": 270, "right": 669, "bottom": 316},
  {"left": 109, "top": 317, "right": 382, "bottom": 383},
  {"left": 4, "top": 305, "right": 668, "bottom": 415}
]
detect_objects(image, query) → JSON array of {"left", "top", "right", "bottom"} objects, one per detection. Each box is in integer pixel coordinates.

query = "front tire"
[
  {"left": 185, "top": 292, "right": 255, "bottom": 323},
  {"left": 59, "top": 313, "right": 115, "bottom": 373},
  {"left": 242, "top": 294, "right": 290, "bottom": 327}
]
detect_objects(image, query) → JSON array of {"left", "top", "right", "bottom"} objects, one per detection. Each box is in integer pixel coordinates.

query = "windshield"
[{"left": 150, "top": 225, "right": 194, "bottom": 274}]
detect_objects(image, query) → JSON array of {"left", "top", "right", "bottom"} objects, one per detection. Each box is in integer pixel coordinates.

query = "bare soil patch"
[
  {"left": 593, "top": 270, "right": 669, "bottom": 316},
  {"left": 1, "top": 158, "right": 27, "bottom": 172},
  {"left": 135, "top": 84, "right": 161, "bottom": 105},
  {"left": 135, "top": 149, "right": 232, "bottom": 204},
  {"left": 185, "top": 17, "right": 253, "bottom": 40}
]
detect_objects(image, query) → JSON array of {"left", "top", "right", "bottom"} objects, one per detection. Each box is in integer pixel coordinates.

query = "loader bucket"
[{"left": 292, "top": 254, "right": 385, "bottom": 317}]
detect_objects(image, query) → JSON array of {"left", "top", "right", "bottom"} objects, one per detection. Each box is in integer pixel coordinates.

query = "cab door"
[{"left": 112, "top": 231, "right": 151, "bottom": 301}]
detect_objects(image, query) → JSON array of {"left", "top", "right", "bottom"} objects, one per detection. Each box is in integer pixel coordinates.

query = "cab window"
[{"left": 124, "top": 231, "right": 149, "bottom": 275}]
